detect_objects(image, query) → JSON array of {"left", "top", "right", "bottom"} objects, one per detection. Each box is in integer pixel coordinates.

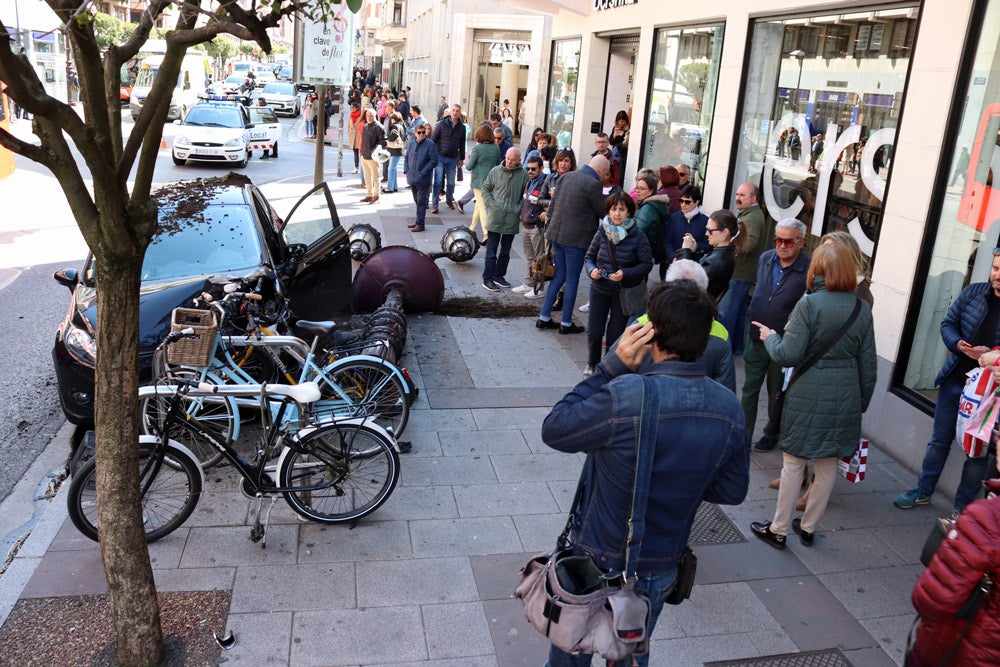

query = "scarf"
[
  {"left": 683, "top": 205, "right": 701, "bottom": 221},
  {"left": 601, "top": 216, "right": 635, "bottom": 245}
]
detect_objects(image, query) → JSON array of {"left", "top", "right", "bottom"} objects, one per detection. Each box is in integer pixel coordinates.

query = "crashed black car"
[{"left": 52, "top": 173, "right": 351, "bottom": 426}]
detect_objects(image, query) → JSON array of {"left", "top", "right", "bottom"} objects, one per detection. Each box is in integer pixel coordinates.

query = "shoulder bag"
[
  {"left": 606, "top": 235, "right": 648, "bottom": 317},
  {"left": 530, "top": 241, "right": 556, "bottom": 293},
  {"left": 771, "top": 298, "right": 862, "bottom": 431},
  {"left": 515, "top": 377, "right": 661, "bottom": 661}
]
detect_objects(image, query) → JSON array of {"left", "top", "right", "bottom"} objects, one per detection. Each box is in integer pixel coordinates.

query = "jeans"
[
  {"left": 352, "top": 148, "right": 360, "bottom": 170},
  {"left": 916, "top": 374, "right": 991, "bottom": 511},
  {"left": 717, "top": 279, "right": 752, "bottom": 355},
  {"left": 545, "top": 568, "right": 678, "bottom": 667},
  {"left": 540, "top": 243, "right": 586, "bottom": 326},
  {"left": 587, "top": 287, "right": 627, "bottom": 367},
  {"left": 741, "top": 337, "right": 783, "bottom": 445},
  {"left": 387, "top": 155, "right": 401, "bottom": 191},
  {"left": 432, "top": 155, "right": 458, "bottom": 206},
  {"left": 305, "top": 120, "right": 315, "bottom": 138},
  {"left": 483, "top": 233, "right": 515, "bottom": 282},
  {"left": 410, "top": 182, "right": 430, "bottom": 227}
]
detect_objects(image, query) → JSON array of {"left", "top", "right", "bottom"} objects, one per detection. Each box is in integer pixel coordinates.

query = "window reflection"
[{"left": 546, "top": 39, "right": 580, "bottom": 149}]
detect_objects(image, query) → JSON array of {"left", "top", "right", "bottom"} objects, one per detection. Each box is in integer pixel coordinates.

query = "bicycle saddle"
[{"left": 295, "top": 320, "right": 336, "bottom": 337}]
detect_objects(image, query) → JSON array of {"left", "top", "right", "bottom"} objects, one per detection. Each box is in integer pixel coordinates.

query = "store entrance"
[
  {"left": 472, "top": 37, "right": 531, "bottom": 135},
  {"left": 601, "top": 34, "right": 640, "bottom": 180}
]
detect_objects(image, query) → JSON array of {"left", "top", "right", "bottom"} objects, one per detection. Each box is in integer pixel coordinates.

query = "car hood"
[
  {"left": 176, "top": 125, "right": 245, "bottom": 143},
  {"left": 72, "top": 276, "right": 212, "bottom": 365}
]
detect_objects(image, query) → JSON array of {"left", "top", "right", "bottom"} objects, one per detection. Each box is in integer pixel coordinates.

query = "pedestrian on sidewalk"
[
  {"left": 894, "top": 248, "right": 1000, "bottom": 514},
  {"left": 430, "top": 104, "right": 466, "bottom": 213},
  {"left": 749, "top": 242, "right": 876, "bottom": 550},
  {"left": 465, "top": 124, "right": 501, "bottom": 242},
  {"left": 512, "top": 155, "right": 551, "bottom": 298},
  {"left": 480, "top": 147, "right": 528, "bottom": 292},
  {"left": 359, "top": 108, "right": 386, "bottom": 205},
  {"left": 540, "top": 280, "right": 748, "bottom": 667},
  {"left": 403, "top": 121, "right": 437, "bottom": 232},
  {"left": 349, "top": 102, "right": 364, "bottom": 177},
  {"left": 384, "top": 112, "right": 406, "bottom": 194}
]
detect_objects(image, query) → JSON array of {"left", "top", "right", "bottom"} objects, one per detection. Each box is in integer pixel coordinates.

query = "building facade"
[{"left": 519, "top": 0, "right": 999, "bottom": 503}]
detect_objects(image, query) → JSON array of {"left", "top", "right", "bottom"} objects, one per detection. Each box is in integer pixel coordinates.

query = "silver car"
[{"left": 258, "top": 82, "right": 300, "bottom": 117}]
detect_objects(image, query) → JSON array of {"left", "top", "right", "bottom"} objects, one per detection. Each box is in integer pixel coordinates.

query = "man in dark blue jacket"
[
  {"left": 895, "top": 251, "right": 1000, "bottom": 513},
  {"left": 542, "top": 280, "right": 748, "bottom": 667},
  {"left": 430, "top": 104, "right": 467, "bottom": 213},
  {"left": 742, "top": 218, "right": 810, "bottom": 451},
  {"left": 403, "top": 122, "right": 438, "bottom": 232}
]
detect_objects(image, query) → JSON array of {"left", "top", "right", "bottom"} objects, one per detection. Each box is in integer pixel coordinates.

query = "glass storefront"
[
  {"left": 546, "top": 38, "right": 581, "bottom": 149},
  {"left": 900, "top": 1, "right": 1000, "bottom": 401},
  {"left": 642, "top": 25, "right": 724, "bottom": 190},
  {"left": 731, "top": 7, "right": 917, "bottom": 260}
]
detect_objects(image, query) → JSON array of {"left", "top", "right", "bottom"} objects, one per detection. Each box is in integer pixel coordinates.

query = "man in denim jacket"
[{"left": 541, "top": 280, "right": 749, "bottom": 667}]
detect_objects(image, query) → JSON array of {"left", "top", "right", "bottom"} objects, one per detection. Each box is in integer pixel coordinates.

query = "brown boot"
[{"left": 796, "top": 484, "right": 812, "bottom": 512}]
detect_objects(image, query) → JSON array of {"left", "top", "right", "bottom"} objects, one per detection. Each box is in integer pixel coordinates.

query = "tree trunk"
[{"left": 94, "top": 253, "right": 163, "bottom": 666}]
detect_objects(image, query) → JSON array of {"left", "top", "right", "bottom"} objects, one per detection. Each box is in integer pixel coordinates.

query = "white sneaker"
[
  {"left": 524, "top": 287, "right": 545, "bottom": 299},
  {"left": 512, "top": 284, "right": 532, "bottom": 294},
  {"left": 579, "top": 302, "right": 591, "bottom": 312},
  {"left": 583, "top": 365, "right": 595, "bottom": 377}
]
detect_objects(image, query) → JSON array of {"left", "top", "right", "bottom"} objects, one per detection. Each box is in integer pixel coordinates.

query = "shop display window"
[
  {"left": 899, "top": 1, "right": 1000, "bottom": 403},
  {"left": 546, "top": 39, "right": 581, "bottom": 149}
]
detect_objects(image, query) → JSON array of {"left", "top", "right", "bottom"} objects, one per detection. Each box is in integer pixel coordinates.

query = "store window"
[
  {"left": 731, "top": 7, "right": 917, "bottom": 261},
  {"left": 899, "top": 2, "right": 1000, "bottom": 402},
  {"left": 642, "top": 25, "right": 724, "bottom": 190},
  {"left": 546, "top": 38, "right": 581, "bottom": 149}
]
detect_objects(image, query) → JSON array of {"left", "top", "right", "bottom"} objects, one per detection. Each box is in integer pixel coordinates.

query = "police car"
[
  {"left": 247, "top": 104, "right": 282, "bottom": 158},
  {"left": 172, "top": 100, "right": 254, "bottom": 167}
]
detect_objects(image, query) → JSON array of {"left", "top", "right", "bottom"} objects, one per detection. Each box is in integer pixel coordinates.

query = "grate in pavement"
[
  {"left": 705, "top": 648, "right": 853, "bottom": 667},
  {"left": 689, "top": 502, "right": 747, "bottom": 546}
]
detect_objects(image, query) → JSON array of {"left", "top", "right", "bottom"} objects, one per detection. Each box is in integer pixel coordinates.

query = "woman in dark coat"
[
  {"left": 581, "top": 191, "right": 653, "bottom": 376},
  {"left": 749, "top": 243, "right": 876, "bottom": 549},
  {"left": 695, "top": 208, "right": 738, "bottom": 302},
  {"left": 908, "top": 470, "right": 1000, "bottom": 666}
]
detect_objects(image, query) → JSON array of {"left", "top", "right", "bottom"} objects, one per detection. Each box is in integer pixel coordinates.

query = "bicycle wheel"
[
  {"left": 67, "top": 438, "right": 202, "bottom": 543},
  {"left": 316, "top": 359, "right": 409, "bottom": 438},
  {"left": 230, "top": 344, "right": 279, "bottom": 383},
  {"left": 139, "top": 370, "right": 236, "bottom": 469},
  {"left": 278, "top": 423, "right": 400, "bottom": 523}
]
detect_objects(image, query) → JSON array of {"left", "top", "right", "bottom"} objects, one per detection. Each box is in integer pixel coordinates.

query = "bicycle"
[{"left": 69, "top": 330, "right": 401, "bottom": 545}]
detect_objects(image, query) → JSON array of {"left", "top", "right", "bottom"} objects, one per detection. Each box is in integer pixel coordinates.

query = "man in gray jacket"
[
  {"left": 536, "top": 155, "right": 609, "bottom": 334},
  {"left": 481, "top": 148, "right": 529, "bottom": 292}
]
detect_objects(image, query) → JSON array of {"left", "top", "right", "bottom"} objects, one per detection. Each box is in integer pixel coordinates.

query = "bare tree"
[{"left": 0, "top": 1, "right": 357, "bottom": 664}]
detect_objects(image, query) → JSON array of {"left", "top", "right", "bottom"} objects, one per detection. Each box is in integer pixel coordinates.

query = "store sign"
[
  {"left": 595, "top": 0, "right": 637, "bottom": 10},
  {"left": 300, "top": 6, "right": 355, "bottom": 86}
]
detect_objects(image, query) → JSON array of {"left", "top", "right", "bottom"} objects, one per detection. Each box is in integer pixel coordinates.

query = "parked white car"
[
  {"left": 257, "top": 82, "right": 300, "bottom": 117},
  {"left": 171, "top": 101, "right": 253, "bottom": 167}
]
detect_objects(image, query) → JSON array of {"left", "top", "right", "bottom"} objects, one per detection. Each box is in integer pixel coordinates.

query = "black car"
[{"left": 52, "top": 174, "right": 352, "bottom": 426}]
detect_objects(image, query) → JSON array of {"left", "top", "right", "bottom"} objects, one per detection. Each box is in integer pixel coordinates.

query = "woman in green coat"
[
  {"left": 465, "top": 124, "right": 501, "bottom": 241},
  {"left": 749, "top": 242, "right": 876, "bottom": 549}
]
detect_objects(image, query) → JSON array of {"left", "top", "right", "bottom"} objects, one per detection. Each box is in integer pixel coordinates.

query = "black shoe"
[
  {"left": 493, "top": 277, "right": 512, "bottom": 288},
  {"left": 535, "top": 319, "right": 559, "bottom": 330},
  {"left": 792, "top": 518, "right": 814, "bottom": 547},
  {"left": 559, "top": 323, "right": 585, "bottom": 335},
  {"left": 750, "top": 521, "right": 786, "bottom": 550},
  {"left": 482, "top": 280, "right": 501, "bottom": 292},
  {"left": 753, "top": 436, "right": 777, "bottom": 452}
]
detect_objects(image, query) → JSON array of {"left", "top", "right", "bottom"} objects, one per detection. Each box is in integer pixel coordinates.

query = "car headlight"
[
  {"left": 63, "top": 321, "right": 97, "bottom": 363},
  {"left": 174, "top": 135, "right": 191, "bottom": 146},
  {"left": 224, "top": 137, "right": 244, "bottom": 148}
]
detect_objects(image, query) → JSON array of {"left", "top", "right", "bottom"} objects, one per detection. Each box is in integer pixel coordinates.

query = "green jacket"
[
  {"left": 731, "top": 204, "right": 769, "bottom": 283},
  {"left": 762, "top": 281, "right": 877, "bottom": 459},
  {"left": 634, "top": 195, "right": 671, "bottom": 263},
  {"left": 481, "top": 163, "right": 529, "bottom": 235},
  {"left": 466, "top": 143, "right": 500, "bottom": 189}
]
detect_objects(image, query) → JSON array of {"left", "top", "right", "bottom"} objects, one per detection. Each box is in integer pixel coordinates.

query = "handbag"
[
  {"left": 959, "top": 364, "right": 1000, "bottom": 457},
  {"left": 531, "top": 242, "right": 557, "bottom": 293},
  {"left": 372, "top": 145, "right": 390, "bottom": 164},
  {"left": 838, "top": 438, "right": 868, "bottom": 483},
  {"left": 515, "top": 377, "right": 662, "bottom": 661},
  {"left": 771, "top": 298, "right": 862, "bottom": 431},
  {"left": 605, "top": 234, "right": 649, "bottom": 317},
  {"left": 386, "top": 124, "right": 405, "bottom": 149}
]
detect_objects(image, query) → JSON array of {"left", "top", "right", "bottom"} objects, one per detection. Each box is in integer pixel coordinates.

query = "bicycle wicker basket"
[{"left": 167, "top": 308, "right": 218, "bottom": 366}]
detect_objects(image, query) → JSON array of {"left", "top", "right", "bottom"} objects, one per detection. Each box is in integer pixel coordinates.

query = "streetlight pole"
[{"left": 790, "top": 50, "right": 805, "bottom": 114}]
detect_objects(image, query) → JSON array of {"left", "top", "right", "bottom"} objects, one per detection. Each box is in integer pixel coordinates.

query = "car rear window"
[
  {"left": 143, "top": 205, "right": 264, "bottom": 281},
  {"left": 263, "top": 83, "right": 295, "bottom": 95}
]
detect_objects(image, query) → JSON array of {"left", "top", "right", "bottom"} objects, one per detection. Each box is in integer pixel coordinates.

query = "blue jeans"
[
  {"left": 387, "top": 155, "right": 401, "bottom": 191},
  {"left": 432, "top": 155, "right": 458, "bottom": 206},
  {"left": 545, "top": 568, "right": 678, "bottom": 667},
  {"left": 410, "top": 182, "right": 430, "bottom": 228},
  {"left": 916, "top": 374, "right": 991, "bottom": 511},
  {"left": 483, "top": 233, "right": 515, "bottom": 282},
  {"left": 717, "top": 279, "right": 752, "bottom": 355},
  {"left": 540, "top": 243, "right": 586, "bottom": 325}
]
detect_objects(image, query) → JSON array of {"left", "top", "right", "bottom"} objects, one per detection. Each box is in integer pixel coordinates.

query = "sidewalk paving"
[{"left": 0, "top": 167, "right": 947, "bottom": 666}]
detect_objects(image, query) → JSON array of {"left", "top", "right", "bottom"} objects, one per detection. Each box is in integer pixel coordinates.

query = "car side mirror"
[
  {"left": 53, "top": 268, "right": 79, "bottom": 290},
  {"left": 173, "top": 119, "right": 182, "bottom": 125}
]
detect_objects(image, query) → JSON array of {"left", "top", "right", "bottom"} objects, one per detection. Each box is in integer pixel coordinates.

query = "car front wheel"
[{"left": 172, "top": 153, "right": 185, "bottom": 166}]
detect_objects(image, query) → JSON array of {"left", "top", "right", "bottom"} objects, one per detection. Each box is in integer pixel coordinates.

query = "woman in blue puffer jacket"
[{"left": 582, "top": 190, "right": 653, "bottom": 376}]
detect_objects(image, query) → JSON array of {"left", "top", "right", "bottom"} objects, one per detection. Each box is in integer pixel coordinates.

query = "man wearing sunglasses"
[
  {"left": 743, "top": 218, "right": 810, "bottom": 452},
  {"left": 403, "top": 122, "right": 438, "bottom": 232}
]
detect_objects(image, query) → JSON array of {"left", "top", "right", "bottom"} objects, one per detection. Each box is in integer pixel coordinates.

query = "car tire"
[
  {"left": 236, "top": 149, "right": 249, "bottom": 169},
  {"left": 272, "top": 141, "right": 278, "bottom": 159},
  {"left": 172, "top": 153, "right": 184, "bottom": 166}
]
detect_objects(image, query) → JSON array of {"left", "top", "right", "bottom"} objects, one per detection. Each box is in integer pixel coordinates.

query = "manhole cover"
[
  {"left": 705, "top": 648, "right": 853, "bottom": 667},
  {"left": 689, "top": 502, "right": 746, "bottom": 546}
]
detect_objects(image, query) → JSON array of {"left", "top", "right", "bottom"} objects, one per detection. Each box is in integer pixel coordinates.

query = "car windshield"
[
  {"left": 142, "top": 205, "right": 264, "bottom": 282},
  {"left": 249, "top": 107, "right": 277, "bottom": 124},
  {"left": 225, "top": 76, "right": 245, "bottom": 85},
  {"left": 183, "top": 104, "right": 242, "bottom": 128},
  {"left": 263, "top": 82, "right": 294, "bottom": 95}
]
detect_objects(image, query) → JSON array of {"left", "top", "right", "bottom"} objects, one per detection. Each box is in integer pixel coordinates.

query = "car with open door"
[{"left": 51, "top": 173, "right": 350, "bottom": 426}]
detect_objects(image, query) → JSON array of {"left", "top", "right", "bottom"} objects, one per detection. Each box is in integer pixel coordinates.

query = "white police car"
[
  {"left": 172, "top": 100, "right": 253, "bottom": 167},
  {"left": 247, "top": 104, "right": 282, "bottom": 158}
]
